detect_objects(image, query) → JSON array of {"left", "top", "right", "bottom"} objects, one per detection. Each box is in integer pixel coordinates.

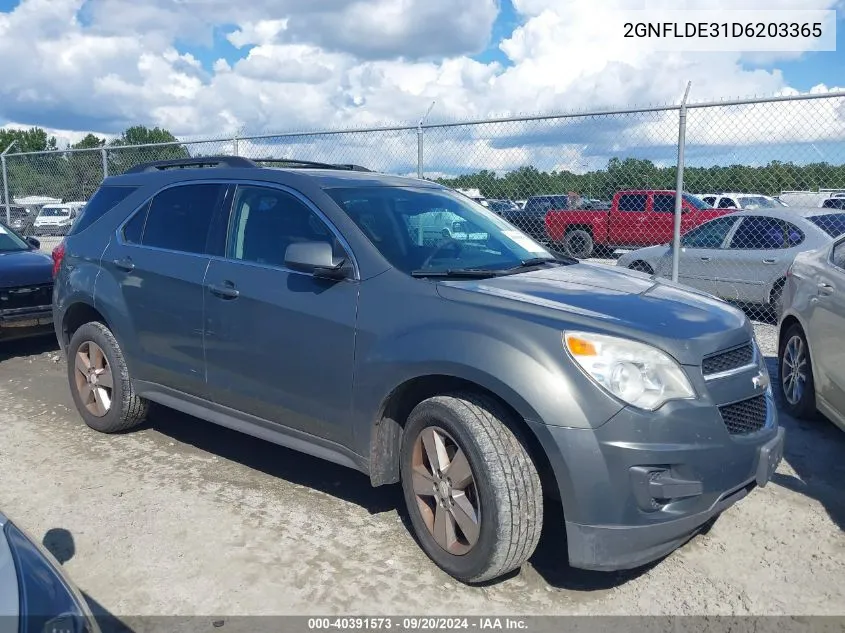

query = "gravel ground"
[{"left": 0, "top": 328, "right": 843, "bottom": 620}]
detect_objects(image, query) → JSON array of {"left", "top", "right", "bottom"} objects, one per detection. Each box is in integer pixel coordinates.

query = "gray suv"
[{"left": 52, "top": 157, "right": 785, "bottom": 584}]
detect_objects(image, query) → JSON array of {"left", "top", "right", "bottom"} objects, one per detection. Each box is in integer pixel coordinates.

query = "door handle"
[
  {"left": 762, "top": 258, "right": 778, "bottom": 264},
  {"left": 208, "top": 282, "right": 239, "bottom": 299},
  {"left": 818, "top": 282, "right": 835, "bottom": 295},
  {"left": 700, "top": 256, "right": 711, "bottom": 262},
  {"left": 113, "top": 257, "right": 134, "bottom": 272}
]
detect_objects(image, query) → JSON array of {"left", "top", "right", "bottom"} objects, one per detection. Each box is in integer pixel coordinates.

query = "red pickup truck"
[{"left": 544, "top": 190, "right": 731, "bottom": 258}]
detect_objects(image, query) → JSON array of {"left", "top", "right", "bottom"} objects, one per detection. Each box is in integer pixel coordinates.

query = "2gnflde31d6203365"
[{"left": 51, "top": 156, "right": 784, "bottom": 584}]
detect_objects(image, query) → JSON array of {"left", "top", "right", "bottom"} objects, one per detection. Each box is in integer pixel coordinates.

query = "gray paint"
[{"left": 53, "top": 162, "right": 782, "bottom": 572}]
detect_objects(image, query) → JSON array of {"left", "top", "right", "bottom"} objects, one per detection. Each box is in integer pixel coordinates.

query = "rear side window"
[
  {"left": 809, "top": 213, "right": 845, "bottom": 237},
  {"left": 138, "top": 184, "right": 227, "bottom": 254},
  {"left": 66, "top": 186, "right": 137, "bottom": 236},
  {"left": 729, "top": 216, "right": 785, "bottom": 249},
  {"left": 718, "top": 197, "right": 738, "bottom": 209},
  {"left": 617, "top": 194, "right": 647, "bottom": 212},
  {"left": 832, "top": 240, "right": 845, "bottom": 270}
]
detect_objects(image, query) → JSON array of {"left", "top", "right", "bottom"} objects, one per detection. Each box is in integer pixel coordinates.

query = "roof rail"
[
  {"left": 252, "top": 158, "right": 372, "bottom": 172},
  {"left": 123, "top": 156, "right": 256, "bottom": 174}
]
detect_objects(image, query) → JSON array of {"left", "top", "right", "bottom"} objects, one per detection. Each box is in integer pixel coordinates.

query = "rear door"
[
  {"left": 813, "top": 238, "right": 845, "bottom": 418},
  {"left": 716, "top": 215, "right": 789, "bottom": 305},
  {"left": 102, "top": 182, "right": 230, "bottom": 397},
  {"left": 611, "top": 193, "right": 648, "bottom": 245}
]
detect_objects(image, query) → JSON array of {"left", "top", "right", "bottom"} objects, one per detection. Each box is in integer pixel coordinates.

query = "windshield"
[
  {"left": 40, "top": 207, "right": 70, "bottom": 217},
  {"left": 0, "top": 223, "right": 30, "bottom": 252},
  {"left": 809, "top": 213, "right": 845, "bottom": 238},
  {"left": 738, "top": 196, "right": 777, "bottom": 209},
  {"left": 683, "top": 193, "right": 711, "bottom": 209},
  {"left": 326, "top": 186, "right": 557, "bottom": 275}
]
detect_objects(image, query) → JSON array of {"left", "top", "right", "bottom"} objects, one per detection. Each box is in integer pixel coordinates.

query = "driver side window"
[{"left": 681, "top": 217, "right": 737, "bottom": 249}]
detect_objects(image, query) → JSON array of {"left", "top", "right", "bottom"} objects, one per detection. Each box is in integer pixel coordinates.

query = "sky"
[{"left": 0, "top": 0, "right": 844, "bottom": 175}]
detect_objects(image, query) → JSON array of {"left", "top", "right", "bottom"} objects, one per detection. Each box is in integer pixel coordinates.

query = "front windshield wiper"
[
  {"left": 506, "top": 255, "right": 577, "bottom": 270},
  {"left": 410, "top": 268, "right": 506, "bottom": 278}
]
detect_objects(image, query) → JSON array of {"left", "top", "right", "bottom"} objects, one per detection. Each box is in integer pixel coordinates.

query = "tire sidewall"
[
  {"left": 67, "top": 323, "right": 130, "bottom": 433},
  {"left": 400, "top": 398, "right": 500, "bottom": 582}
]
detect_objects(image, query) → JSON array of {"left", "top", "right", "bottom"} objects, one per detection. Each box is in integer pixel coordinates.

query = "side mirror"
[
  {"left": 26, "top": 236, "right": 40, "bottom": 249},
  {"left": 284, "top": 241, "right": 348, "bottom": 280}
]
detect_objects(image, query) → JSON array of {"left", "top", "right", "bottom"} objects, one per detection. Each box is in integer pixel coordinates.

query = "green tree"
[{"left": 107, "top": 125, "right": 189, "bottom": 174}]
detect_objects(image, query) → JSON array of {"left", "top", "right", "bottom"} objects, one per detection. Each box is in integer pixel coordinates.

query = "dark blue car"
[{"left": 0, "top": 221, "right": 54, "bottom": 342}]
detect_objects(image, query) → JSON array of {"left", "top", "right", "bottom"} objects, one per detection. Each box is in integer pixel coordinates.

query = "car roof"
[{"left": 724, "top": 207, "right": 841, "bottom": 221}]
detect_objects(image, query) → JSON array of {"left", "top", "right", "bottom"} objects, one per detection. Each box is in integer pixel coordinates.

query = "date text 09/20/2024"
[{"left": 307, "top": 618, "right": 528, "bottom": 630}]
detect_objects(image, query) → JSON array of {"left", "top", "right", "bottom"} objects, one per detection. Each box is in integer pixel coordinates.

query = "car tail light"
[
  {"left": 785, "top": 262, "right": 794, "bottom": 278},
  {"left": 51, "top": 241, "right": 65, "bottom": 278}
]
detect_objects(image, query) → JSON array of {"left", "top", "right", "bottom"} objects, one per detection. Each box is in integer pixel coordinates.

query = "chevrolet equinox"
[{"left": 52, "top": 156, "right": 785, "bottom": 583}]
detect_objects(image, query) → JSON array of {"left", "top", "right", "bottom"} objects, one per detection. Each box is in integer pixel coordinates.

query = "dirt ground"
[{"left": 0, "top": 332, "right": 843, "bottom": 620}]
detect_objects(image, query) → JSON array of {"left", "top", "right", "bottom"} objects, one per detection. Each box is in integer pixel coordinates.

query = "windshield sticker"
[{"left": 502, "top": 230, "right": 548, "bottom": 254}]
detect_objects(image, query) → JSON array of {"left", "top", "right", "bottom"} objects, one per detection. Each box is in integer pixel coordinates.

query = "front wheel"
[
  {"left": 562, "top": 229, "right": 594, "bottom": 259},
  {"left": 400, "top": 394, "right": 543, "bottom": 584}
]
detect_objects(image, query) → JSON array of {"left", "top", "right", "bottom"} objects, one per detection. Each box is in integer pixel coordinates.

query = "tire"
[
  {"left": 67, "top": 321, "right": 149, "bottom": 433},
  {"left": 400, "top": 393, "right": 543, "bottom": 584},
  {"left": 629, "top": 261, "right": 654, "bottom": 275},
  {"left": 777, "top": 324, "right": 816, "bottom": 419},
  {"left": 562, "top": 229, "right": 594, "bottom": 259}
]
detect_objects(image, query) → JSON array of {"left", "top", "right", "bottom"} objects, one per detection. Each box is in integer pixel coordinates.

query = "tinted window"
[
  {"left": 67, "top": 185, "right": 137, "bottom": 236},
  {"left": 729, "top": 217, "right": 786, "bottom": 249},
  {"left": 681, "top": 217, "right": 736, "bottom": 248},
  {"left": 702, "top": 196, "right": 716, "bottom": 205},
  {"left": 617, "top": 194, "right": 647, "bottom": 212},
  {"left": 833, "top": 241, "right": 845, "bottom": 270},
  {"left": 653, "top": 194, "right": 675, "bottom": 213},
  {"left": 122, "top": 202, "right": 148, "bottom": 244},
  {"left": 141, "top": 184, "right": 226, "bottom": 254},
  {"left": 809, "top": 213, "right": 845, "bottom": 237},
  {"left": 822, "top": 198, "right": 845, "bottom": 209},
  {"left": 228, "top": 186, "right": 342, "bottom": 268},
  {"left": 683, "top": 193, "right": 711, "bottom": 209},
  {"left": 718, "top": 197, "right": 738, "bottom": 209},
  {"left": 784, "top": 222, "right": 805, "bottom": 247}
]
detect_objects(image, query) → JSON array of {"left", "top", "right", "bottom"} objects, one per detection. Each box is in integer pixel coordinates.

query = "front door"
[
  {"left": 812, "top": 239, "right": 845, "bottom": 417},
  {"left": 203, "top": 184, "right": 359, "bottom": 446}
]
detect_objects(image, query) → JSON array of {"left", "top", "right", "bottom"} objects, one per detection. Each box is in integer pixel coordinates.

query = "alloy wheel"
[
  {"left": 782, "top": 334, "right": 808, "bottom": 406},
  {"left": 411, "top": 426, "right": 481, "bottom": 555},
  {"left": 74, "top": 341, "right": 114, "bottom": 417}
]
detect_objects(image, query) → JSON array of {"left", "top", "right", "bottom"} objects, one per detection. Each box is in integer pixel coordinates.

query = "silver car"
[
  {"left": 616, "top": 208, "right": 845, "bottom": 313},
  {"left": 777, "top": 235, "right": 845, "bottom": 432}
]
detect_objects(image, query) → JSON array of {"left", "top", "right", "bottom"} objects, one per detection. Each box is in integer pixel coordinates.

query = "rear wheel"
[
  {"left": 778, "top": 324, "right": 816, "bottom": 419},
  {"left": 562, "top": 229, "right": 594, "bottom": 259},
  {"left": 67, "top": 322, "right": 149, "bottom": 433},
  {"left": 400, "top": 394, "right": 543, "bottom": 584}
]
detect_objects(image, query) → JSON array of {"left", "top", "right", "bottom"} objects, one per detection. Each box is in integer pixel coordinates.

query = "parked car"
[
  {"left": 699, "top": 193, "right": 783, "bottom": 210},
  {"left": 53, "top": 156, "right": 783, "bottom": 584},
  {"left": 497, "top": 194, "right": 574, "bottom": 245},
  {"left": 484, "top": 199, "right": 519, "bottom": 215},
  {"left": 0, "top": 221, "right": 54, "bottom": 343},
  {"left": 615, "top": 208, "right": 845, "bottom": 314},
  {"left": 544, "top": 190, "right": 728, "bottom": 259},
  {"left": 777, "top": 235, "right": 845, "bottom": 432},
  {"left": 33, "top": 201, "right": 86, "bottom": 236},
  {"left": 0, "top": 511, "right": 100, "bottom": 633},
  {"left": 3, "top": 205, "right": 36, "bottom": 235}
]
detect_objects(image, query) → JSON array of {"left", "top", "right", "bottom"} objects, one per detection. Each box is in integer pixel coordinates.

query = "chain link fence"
[{"left": 4, "top": 90, "right": 845, "bottom": 323}]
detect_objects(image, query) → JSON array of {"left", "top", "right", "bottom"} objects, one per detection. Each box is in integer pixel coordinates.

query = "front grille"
[
  {"left": 718, "top": 395, "right": 768, "bottom": 435},
  {"left": 0, "top": 283, "right": 53, "bottom": 312},
  {"left": 702, "top": 343, "right": 754, "bottom": 376}
]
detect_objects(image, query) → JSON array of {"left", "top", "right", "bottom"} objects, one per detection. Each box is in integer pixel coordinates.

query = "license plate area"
[{"left": 756, "top": 427, "right": 785, "bottom": 487}]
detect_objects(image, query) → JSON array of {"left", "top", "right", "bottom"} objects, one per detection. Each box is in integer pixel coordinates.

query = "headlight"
[
  {"left": 564, "top": 331, "right": 695, "bottom": 411},
  {"left": 4, "top": 521, "right": 100, "bottom": 633}
]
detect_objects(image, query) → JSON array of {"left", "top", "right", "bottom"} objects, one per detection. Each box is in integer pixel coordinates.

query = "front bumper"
[
  {"left": 0, "top": 306, "right": 54, "bottom": 342},
  {"left": 528, "top": 391, "right": 783, "bottom": 571}
]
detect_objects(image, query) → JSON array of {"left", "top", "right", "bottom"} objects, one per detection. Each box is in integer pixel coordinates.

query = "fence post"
[
  {"left": 101, "top": 148, "right": 108, "bottom": 180},
  {"left": 232, "top": 132, "right": 239, "bottom": 157},
  {"left": 417, "top": 124, "right": 423, "bottom": 179},
  {"left": 1, "top": 141, "right": 16, "bottom": 225},
  {"left": 671, "top": 81, "right": 692, "bottom": 283}
]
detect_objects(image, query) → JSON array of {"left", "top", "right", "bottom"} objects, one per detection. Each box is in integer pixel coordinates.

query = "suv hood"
[
  {"left": 435, "top": 263, "right": 753, "bottom": 365},
  {"left": 0, "top": 249, "right": 53, "bottom": 289}
]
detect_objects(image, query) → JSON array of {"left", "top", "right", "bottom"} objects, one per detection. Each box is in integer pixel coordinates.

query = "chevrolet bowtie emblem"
[{"left": 752, "top": 371, "right": 770, "bottom": 391}]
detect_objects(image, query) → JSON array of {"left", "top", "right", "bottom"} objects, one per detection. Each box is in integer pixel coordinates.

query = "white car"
[
  {"left": 33, "top": 201, "right": 86, "bottom": 236},
  {"left": 616, "top": 208, "right": 845, "bottom": 313},
  {"left": 700, "top": 193, "right": 786, "bottom": 210}
]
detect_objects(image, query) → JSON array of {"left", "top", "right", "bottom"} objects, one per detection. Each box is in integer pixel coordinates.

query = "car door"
[
  {"left": 812, "top": 239, "right": 845, "bottom": 418},
  {"left": 655, "top": 215, "right": 739, "bottom": 296},
  {"left": 717, "top": 215, "right": 789, "bottom": 305},
  {"left": 202, "top": 184, "right": 359, "bottom": 446},
  {"left": 102, "top": 182, "right": 230, "bottom": 397},
  {"left": 650, "top": 193, "right": 682, "bottom": 245},
  {"left": 611, "top": 193, "right": 648, "bottom": 245}
]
